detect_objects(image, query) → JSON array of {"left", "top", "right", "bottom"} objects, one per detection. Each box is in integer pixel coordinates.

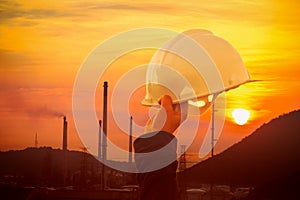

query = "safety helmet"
[{"left": 142, "top": 29, "right": 251, "bottom": 115}]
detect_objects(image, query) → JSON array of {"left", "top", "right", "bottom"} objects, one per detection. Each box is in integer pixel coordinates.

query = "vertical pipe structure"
[
  {"left": 62, "top": 116, "right": 68, "bottom": 186},
  {"left": 98, "top": 120, "right": 102, "bottom": 161},
  {"left": 101, "top": 81, "right": 108, "bottom": 190},
  {"left": 128, "top": 116, "right": 133, "bottom": 163},
  {"left": 179, "top": 145, "right": 186, "bottom": 172},
  {"left": 102, "top": 81, "right": 108, "bottom": 161},
  {"left": 35, "top": 132, "right": 38, "bottom": 148},
  {"left": 211, "top": 102, "right": 215, "bottom": 158},
  {"left": 63, "top": 116, "right": 68, "bottom": 151},
  {"left": 210, "top": 102, "right": 215, "bottom": 199}
]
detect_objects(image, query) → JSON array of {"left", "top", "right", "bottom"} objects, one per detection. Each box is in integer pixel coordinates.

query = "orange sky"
[{"left": 1, "top": 0, "right": 300, "bottom": 162}]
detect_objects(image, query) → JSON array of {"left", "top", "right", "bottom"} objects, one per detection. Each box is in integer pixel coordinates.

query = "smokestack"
[
  {"left": 129, "top": 116, "right": 133, "bottom": 163},
  {"left": 63, "top": 116, "right": 68, "bottom": 151},
  {"left": 101, "top": 81, "right": 108, "bottom": 191},
  {"left": 102, "top": 81, "right": 108, "bottom": 161},
  {"left": 35, "top": 132, "right": 38, "bottom": 148},
  {"left": 98, "top": 120, "right": 102, "bottom": 161}
]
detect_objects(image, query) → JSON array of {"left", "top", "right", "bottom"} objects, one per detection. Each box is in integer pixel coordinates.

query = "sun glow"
[{"left": 232, "top": 108, "right": 250, "bottom": 125}]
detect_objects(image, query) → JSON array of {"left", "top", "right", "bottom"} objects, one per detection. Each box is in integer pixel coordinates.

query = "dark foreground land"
[
  {"left": 1, "top": 110, "right": 300, "bottom": 200},
  {"left": 0, "top": 187, "right": 138, "bottom": 200}
]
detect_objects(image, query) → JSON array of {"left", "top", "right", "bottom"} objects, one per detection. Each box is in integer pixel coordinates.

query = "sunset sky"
[{"left": 1, "top": 0, "right": 299, "bottom": 162}]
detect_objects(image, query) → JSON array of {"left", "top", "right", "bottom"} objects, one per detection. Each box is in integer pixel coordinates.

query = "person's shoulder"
[
  {"left": 136, "top": 131, "right": 175, "bottom": 142},
  {"left": 134, "top": 131, "right": 177, "bottom": 153}
]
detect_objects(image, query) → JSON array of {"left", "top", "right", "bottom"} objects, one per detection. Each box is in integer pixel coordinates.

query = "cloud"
[
  {"left": 0, "top": 49, "right": 38, "bottom": 68},
  {"left": 74, "top": 1, "right": 177, "bottom": 11},
  {"left": 0, "top": 0, "right": 83, "bottom": 26},
  {"left": 0, "top": 0, "right": 178, "bottom": 26},
  {"left": 85, "top": 4, "right": 145, "bottom": 11},
  {"left": 0, "top": 87, "right": 67, "bottom": 119},
  {"left": 184, "top": 0, "right": 272, "bottom": 25}
]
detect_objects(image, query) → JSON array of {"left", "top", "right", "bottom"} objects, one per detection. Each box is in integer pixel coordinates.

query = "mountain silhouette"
[
  {"left": 180, "top": 110, "right": 300, "bottom": 193},
  {"left": 0, "top": 147, "right": 135, "bottom": 188}
]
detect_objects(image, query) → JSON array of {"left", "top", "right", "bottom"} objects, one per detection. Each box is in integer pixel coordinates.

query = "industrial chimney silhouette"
[
  {"left": 102, "top": 81, "right": 108, "bottom": 161},
  {"left": 62, "top": 116, "right": 68, "bottom": 150},
  {"left": 129, "top": 116, "right": 133, "bottom": 163},
  {"left": 98, "top": 120, "right": 102, "bottom": 161}
]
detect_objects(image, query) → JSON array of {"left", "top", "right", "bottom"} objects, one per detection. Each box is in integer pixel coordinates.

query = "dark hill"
[
  {"left": 0, "top": 147, "right": 99, "bottom": 186},
  {"left": 0, "top": 147, "right": 135, "bottom": 188},
  {"left": 180, "top": 110, "right": 300, "bottom": 188}
]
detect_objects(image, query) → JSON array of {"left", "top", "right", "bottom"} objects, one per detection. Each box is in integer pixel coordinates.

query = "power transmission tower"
[{"left": 179, "top": 145, "right": 187, "bottom": 172}]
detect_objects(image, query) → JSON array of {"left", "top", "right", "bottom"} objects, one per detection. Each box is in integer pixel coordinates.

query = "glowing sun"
[{"left": 232, "top": 108, "right": 250, "bottom": 125}]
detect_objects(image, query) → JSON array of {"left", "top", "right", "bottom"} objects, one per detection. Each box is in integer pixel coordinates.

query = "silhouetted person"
[{"left": 134, "top": 95, "right": 187, "bottom": 200}]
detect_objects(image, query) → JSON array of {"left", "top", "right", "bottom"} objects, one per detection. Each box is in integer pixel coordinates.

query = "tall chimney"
[
  {"left": 129, "top": 116, "right": 133, "bottom": 163},
  {"left": 102, "top": 81, "right": 108, "bottom": 161},
  {"left": 101, "top": 81, "right": 108, "bottom": 191},
  {"left": 63, "top": 116, "right": 68, "bottom": 151},
  {"left": 98, "top": 120, "right": 102, "bottom": 161},
  {"left": 35, "top": 132, "right": 38, "bottom": 148}
]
